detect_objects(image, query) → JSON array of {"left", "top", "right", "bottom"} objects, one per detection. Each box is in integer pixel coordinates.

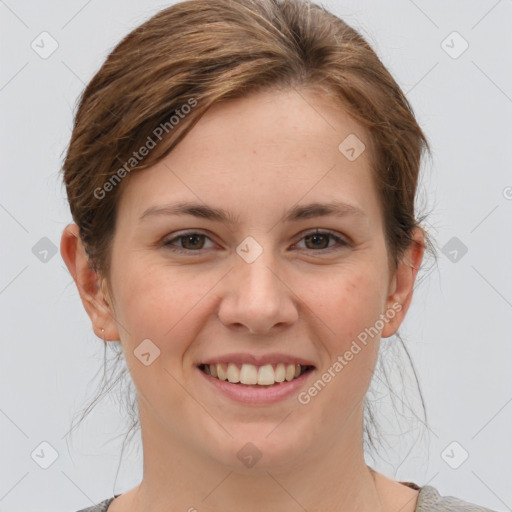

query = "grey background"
[{"left": 0, "top": 1, "right": 511, "bottom": 511}]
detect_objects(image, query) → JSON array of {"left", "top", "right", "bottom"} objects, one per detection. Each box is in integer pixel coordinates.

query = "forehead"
[
  {"left": 184, "top": 87, "right": 368, "bottom": 161},
  {"left": 117, "top": 87, "right": 382, "bottom": 230}
]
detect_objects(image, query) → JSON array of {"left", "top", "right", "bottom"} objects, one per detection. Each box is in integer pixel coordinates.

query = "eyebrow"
[{"left": 139, "top": 200, "right": 367, "bottom": 224}]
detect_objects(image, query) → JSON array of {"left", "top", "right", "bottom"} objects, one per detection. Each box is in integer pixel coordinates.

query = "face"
[{"left": 82, "top": 88, "right": 419, "bottom": 473}]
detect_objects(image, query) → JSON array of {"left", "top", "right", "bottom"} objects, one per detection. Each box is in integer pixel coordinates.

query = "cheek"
[
  {"left": 308, "top": 265, "right": 386, "bottom": 351},
  {"left": 110, "top": 259, "right": 214, "bottom": 354},
  {"left": 305, "top": 284, "right": 382, "bottom": 424},
  {"left": 302, "top": 266, "right": 385, "bottom": 413},
  {"left": 108, "top": 261, "right": 210, "bottom": 408},
  {"left": 111, "top": 264, "right": 168, "bottom": 338}
]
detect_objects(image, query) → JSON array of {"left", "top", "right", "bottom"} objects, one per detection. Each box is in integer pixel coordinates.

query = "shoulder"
[
  {"left": 416, "top": 485, "right": 498, "bottom": 512},
  {"left": 74, "top": 497, "right": 115, "bottom": 512}
]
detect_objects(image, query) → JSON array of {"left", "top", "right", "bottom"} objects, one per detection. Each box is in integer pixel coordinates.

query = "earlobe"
[
  {"left": 381, "top": 228, "right": 425, "bottom": 338},
  {"left": 60, "top": 223, "right": 120, "bottom": 342}
]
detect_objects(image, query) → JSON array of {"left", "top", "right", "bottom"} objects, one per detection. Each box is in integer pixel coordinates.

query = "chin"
[{"left": 207, "top": 421, "right": 316, "bottom": 473}]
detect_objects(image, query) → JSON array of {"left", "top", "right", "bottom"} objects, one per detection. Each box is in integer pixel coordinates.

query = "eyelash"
[{"left": 162, "top": 229, "right": 349, "bottom": 254}]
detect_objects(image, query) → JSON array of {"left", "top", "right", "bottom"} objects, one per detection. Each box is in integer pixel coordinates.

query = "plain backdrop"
[{"left": 0, "top": 1, "right": 511, "bottom": 511}]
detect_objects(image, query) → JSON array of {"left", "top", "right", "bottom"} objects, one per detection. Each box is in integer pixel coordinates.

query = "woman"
[{"left": 60, "top": 0, "right": 497, "bottom": 510}]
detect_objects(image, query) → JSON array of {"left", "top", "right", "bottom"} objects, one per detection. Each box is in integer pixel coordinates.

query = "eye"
[
  {"left": 293, "top": 229, "right": 349, "bottom": 252},
  {"left": 163, "top": 231, "right": 215, "bottom": 253},
  {"left": 162, "top": 229, "right": 349, "bottom": 255}
]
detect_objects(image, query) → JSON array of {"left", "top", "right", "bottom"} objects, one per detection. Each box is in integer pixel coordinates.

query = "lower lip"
[{"left": 197, "top": 367, "right": 314, "bottom": 404}]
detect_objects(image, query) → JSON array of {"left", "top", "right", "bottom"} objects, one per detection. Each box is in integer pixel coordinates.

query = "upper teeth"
[{"left": 203, "top": 363, "right": 305, "bottom": 385}]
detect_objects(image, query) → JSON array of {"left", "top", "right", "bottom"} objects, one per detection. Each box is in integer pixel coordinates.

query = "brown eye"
[
  {"left": 180, "top": 234, "right": 206, "bottom": 250},
  {"left": 163, "top": 232, "right": 214, "bottom": 253},
  {"left": 304, "top": 233, "right": 330, "bottom": 250},
  {"left": 295, "top": 230, "right": 349, "bottom": 252}
]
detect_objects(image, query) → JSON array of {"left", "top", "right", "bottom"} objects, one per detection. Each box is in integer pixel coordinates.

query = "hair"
[{"left": 62, "top": 0, "right": 439, "bottom": 472}]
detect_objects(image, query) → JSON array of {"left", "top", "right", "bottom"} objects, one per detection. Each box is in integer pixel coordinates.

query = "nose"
[{"left": 217, "top": 250, "right": 299, "bottom": 335}]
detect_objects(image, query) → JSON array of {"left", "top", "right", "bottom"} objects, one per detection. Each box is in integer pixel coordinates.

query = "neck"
[{"left": 118, "top": 402, "right": 387, "bottom": 512}]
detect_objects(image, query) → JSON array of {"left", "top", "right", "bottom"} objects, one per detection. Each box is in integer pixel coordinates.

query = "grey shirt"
[{"left": 74, "top": 483, "right": 498, "bottom": 511}]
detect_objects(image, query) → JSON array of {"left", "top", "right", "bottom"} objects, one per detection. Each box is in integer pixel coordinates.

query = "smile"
[{"left": 199, "top": 362, "right": 314, "bottom": 387}]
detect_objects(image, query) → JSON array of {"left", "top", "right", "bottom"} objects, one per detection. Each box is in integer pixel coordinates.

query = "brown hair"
[{"left": 62, "top": 0, "right": 438, "bottom": 461}]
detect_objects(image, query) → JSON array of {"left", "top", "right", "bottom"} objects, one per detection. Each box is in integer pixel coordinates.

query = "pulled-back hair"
[{"left": 62, "top": 0, "right": 437, "bottom": 466}]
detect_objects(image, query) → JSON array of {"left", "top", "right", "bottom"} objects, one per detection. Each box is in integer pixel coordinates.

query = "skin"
[{"left": 61, "top": 87, "right": 424, "bottom": 512}]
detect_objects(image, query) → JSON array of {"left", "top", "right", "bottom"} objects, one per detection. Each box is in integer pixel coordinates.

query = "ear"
[
  {"left": 381, "top": 227, "right": 425, "bottom": 338},
  {"left": 60, "top": 223, "right": 120, "bottom": 341}
]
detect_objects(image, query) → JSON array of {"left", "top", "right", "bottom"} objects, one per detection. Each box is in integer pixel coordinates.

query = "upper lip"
[{"left": 198, "top": 353, "right": 316, "bottom": 367}]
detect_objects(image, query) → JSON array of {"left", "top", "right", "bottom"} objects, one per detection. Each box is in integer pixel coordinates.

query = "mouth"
[{"left": 198, "top": 362, "right": 315, "bottom": 388}]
